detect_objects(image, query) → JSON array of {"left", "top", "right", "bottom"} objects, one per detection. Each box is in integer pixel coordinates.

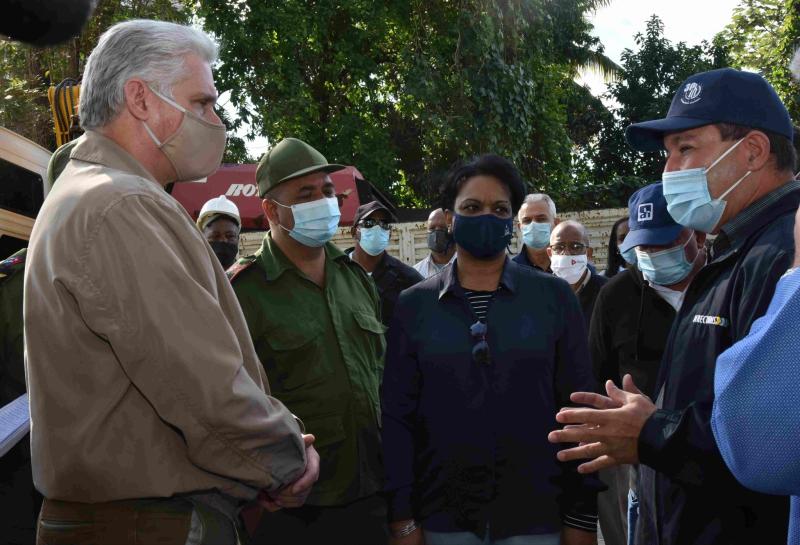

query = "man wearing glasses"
[
  {"left": 548, "top": 221, "right": 608, "bottom": 330},
  {"left": 348, "top": 201, "right": 424, "bottom": 326}
]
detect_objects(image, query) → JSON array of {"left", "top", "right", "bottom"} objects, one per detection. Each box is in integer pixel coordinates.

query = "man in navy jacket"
[{"left": 549, "top": 68, "right": 797, "bottom": 545}]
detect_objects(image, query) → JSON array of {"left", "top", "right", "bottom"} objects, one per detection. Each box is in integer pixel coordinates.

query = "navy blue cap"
[
  {"left": 625, "top": 68, "right": 793, "bottom": 152},
  {"left": 619, "top": 183, "right": 683, "bottom": 252}
]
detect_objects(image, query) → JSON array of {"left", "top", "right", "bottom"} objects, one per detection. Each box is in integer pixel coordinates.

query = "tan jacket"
[{"left": 24, "top": 131, "right": 305, "bottom": 503}]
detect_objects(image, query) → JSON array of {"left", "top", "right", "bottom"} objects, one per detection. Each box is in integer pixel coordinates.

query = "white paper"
[{"left": 0, "top": 394, "right": 30, "bottom": 457}]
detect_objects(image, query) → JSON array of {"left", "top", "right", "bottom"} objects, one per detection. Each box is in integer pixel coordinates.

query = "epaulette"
[
  {"left": 226, "top": 255, "right": 258, "bottom": 283},
  {"left": 0, "top": 248, "right": 27, "bottom": 280}
]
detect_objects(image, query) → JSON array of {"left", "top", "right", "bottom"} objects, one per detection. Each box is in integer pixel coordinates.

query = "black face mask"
[
  {"left": 427, "top": 229, "right": 452, "bottom": 254},
  {"left": 209, "top": 241, "right": 238, "bottom": 270}
]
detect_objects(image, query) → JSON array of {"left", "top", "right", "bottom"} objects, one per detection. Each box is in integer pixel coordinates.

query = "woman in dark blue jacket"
[{"left": 381, "top": 155, "right": 601, "bottom": 545}]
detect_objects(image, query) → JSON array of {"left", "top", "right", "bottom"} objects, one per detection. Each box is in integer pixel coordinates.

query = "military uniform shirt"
[
  {"left": 231, "top": 233, "right": 386, "bottom": 506},
  {"left": 0, "top": 248, "right": 26, "bottom": 407}
]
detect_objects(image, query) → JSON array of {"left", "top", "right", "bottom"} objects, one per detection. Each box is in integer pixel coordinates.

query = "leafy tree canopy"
[
  {"left": 716, "top": 0, "right": 800, "bottom": 121},
  {"left": 571, "top": 15, "right": 729, "bottom": 209},
  {"left": 197, "top": 0, "right": 616, "bottom": 206},
  {"left": 0, "top": 0, "right": 249, "bottom": 162}
]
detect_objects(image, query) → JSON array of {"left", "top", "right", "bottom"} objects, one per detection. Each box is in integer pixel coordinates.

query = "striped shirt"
[{"left": 464, "top": 290, "right": 495, "bottom": 322}]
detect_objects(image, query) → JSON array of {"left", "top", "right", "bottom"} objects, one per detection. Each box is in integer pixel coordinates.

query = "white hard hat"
[{"left": 197, "top": 195, "right": 241, "bottom": 230}]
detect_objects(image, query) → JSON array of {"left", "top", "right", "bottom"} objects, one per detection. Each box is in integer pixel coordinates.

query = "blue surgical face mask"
[
  {"left": 359, "top": 225, "right": 390, "bottom": 256},
  {"left": 274, "top": 196, "right": 341, "bottom": 247},
  {"left": 621, "top": 246, "right": 638, "bottom": 266},
  {"left": 661, "top": 138, "right": 752, "bottom": 233},
  {"left": 521, "top": 221, "right": 551, "bottom": 249},
  {"left": 635, "top": 233, "right": 695, "bottom": 286},
  {"left": 453, "top": 213, "right": 513, "bottom": 259}
]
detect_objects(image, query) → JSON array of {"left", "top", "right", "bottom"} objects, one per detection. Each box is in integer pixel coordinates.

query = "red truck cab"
[{"left": 170, "top": 164, "right": 378, "bottom": 230}]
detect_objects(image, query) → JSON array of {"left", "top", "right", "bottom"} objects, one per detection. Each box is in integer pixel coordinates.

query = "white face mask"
[{"left": 550, "top": 254, "right": 588, "bottom": 285}]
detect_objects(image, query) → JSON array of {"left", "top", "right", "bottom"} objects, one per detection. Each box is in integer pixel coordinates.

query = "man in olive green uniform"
[
  {"left": 229, "top": 138, "right": 387, "bottom": 545},
  {"left": 0, "top": 138, "right": 76, "bottom": 545},
  {"left": 0, "top": 249, "right": 34, "bottom": 545}
]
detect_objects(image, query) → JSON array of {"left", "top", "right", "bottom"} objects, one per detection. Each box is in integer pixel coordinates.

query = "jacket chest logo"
[{"left": 692, "top": 314, "right": 729, "bottom": 327}]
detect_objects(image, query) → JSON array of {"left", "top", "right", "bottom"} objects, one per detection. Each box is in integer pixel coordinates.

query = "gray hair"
[
  {"left": 792, "top": 47, "right": 800, "bottom": 81},
  {"left": 521, "top": 193, "right": 557, "bottom": 219},
  {"left": 80, "top": 19, "right": 218, "bottom": 129}
]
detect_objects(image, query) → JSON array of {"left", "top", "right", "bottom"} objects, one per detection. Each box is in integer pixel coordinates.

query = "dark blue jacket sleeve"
[
  {"left": 712, "top": 269, "right": 800, "bottom": 495},
  {"left": 380, "top": 292, "right": 421, "bottom": 522},
  {"left": 639, "top": 246, "right": 792, "bottom": 489}
]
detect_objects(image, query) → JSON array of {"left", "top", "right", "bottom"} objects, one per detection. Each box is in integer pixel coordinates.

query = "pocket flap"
[
  {"left": 264, "top": 325, "right": 320, "bottom": 351},
  {"left": 353, "top": 311, "right": 387, "bottom": 335}
]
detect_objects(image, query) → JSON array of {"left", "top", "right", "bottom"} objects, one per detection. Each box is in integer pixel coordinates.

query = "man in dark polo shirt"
[
  {"left": 229, "top": 138, "right": 387, "bottom": 544},
  {"left": 550, "top": 68, "right": 797, "bottom": 545},
  {"left": 348, "top": 201, "right": 424, "bottom": 327}
]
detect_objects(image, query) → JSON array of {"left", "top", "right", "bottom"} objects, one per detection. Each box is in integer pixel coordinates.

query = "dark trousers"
[
  {"left": 0, "top": 436, "right": 42, "bottom": 545},
  {"left": 250, "top": 494, "right": 387, "bottom": 545}
]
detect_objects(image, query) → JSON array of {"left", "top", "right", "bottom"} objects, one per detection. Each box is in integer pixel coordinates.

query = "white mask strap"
[
  {"left": 142, "top": 86, "right": 186, "bottom": 148},
  {"left": 270, "top": 199, "right": 292, "bottom": 210},
  {"left": 142, "top": 121, "right": 163, "bottom": 147},
  {"left": 148, "top": 85, "right": 187, "bottom": 114},
  {"left": 706, "top": 137, "right": 746, "bottom": 172},
  {"left": 717, "top": 170, "right": 752, "bottom": 201},
  {"left": 266, "top": 199, "right": 292, "bottom": 234}
]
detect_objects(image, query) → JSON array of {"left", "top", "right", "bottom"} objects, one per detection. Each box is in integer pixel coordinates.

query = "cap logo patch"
[
  {"left": 637, "top": 203, "right": 654, "bottom": 222},
  {"left": 681, "top": 82, "right": 703, "bottom": 105}
]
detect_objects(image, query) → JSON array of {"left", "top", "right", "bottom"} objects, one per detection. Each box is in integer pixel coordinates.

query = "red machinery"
[{"left": 171, "top": 164, "right": 374, "bottom": 229}]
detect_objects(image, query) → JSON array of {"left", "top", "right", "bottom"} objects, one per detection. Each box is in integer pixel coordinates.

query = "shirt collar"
[
  {"left": 258, "top": 232, "right": 347, "bottom": 281},
  {"left": 70, "top": 130, "right": 158, "bottom": 183},
  {"left": 575, "top": 267, "right": 592, "bottom": 294},
  {"left": 428, "top": 252, "right": 456, "bottom": 266},
  {"left": 438, "top": 255, "right": 517, "bottom": 300},
  {"left": 713, "top": 180, "right": 800, "bottom": 259},
  {"left": 516, "top": 245, "right": 549, "bottom": 272}
]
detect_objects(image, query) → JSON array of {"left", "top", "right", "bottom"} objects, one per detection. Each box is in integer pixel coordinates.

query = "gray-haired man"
[
  {"left": 513, "top": 193, "right": 557, "bottom": 272},
  {"left": 25, "top": 20, "right": 317, "bottom": 545}
]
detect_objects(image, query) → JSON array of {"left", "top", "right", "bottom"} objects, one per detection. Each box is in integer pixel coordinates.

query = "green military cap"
[
  {"left": 46, "top": 138, "right": 80, "bottom": 189},
  {"left": 256, "top": 137, "right": 345, "bottom": 197}
]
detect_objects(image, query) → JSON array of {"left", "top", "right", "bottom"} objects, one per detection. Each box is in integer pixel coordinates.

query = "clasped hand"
[
  {"left": 258, "top": 434, "right": 320, "bottom": 511},
  {"left": 547, "top": 374, "right": 657, "bottom": 474}
]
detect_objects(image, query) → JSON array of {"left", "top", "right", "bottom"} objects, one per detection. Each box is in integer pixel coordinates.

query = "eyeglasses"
[
  {"left": 360, "top": 218, "right": 392, "bottom": 230},
  {"left": 550, "top": 242, "right": 587, "bottom": 255},
  {"left": 470, "top": 321, "right": 491, "bottom": 365}
]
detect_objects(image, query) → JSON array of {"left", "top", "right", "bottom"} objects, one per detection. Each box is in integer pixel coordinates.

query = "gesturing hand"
[
  {"left": 258, "top": 434, "right": 320, "bottom": 511},
  {"left": 547, "top": 375, "right": 657, "bottom": 474}
]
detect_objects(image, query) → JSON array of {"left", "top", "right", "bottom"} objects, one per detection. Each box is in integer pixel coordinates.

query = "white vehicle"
[{"left": 0, "top": 128, "right": 51, "bottom": 252}]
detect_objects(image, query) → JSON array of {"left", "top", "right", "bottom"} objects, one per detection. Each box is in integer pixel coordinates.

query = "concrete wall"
[{"left": 239, "top": 207, "right": 629, "bottom": 270}]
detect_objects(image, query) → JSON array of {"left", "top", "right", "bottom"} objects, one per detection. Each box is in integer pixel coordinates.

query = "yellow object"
[{"left": 48, "top": 80, "right": 81, "bottom": 147}]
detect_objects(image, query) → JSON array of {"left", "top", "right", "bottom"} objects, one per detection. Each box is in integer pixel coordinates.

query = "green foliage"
[
  {"left": 717, "top": 0, "right": 800, "bottom": 121},
  {"left": 571, "top": 15, "right": 729, "bottom": 209},
  {"left": 197, "top": 0, "right": 614, "bottom": 205},
  {"left": 0, "top": 0, "right": 228, "bottom": 153},
  {"left": 214, "top": 104, "right": 252, "bottom": 164}
]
